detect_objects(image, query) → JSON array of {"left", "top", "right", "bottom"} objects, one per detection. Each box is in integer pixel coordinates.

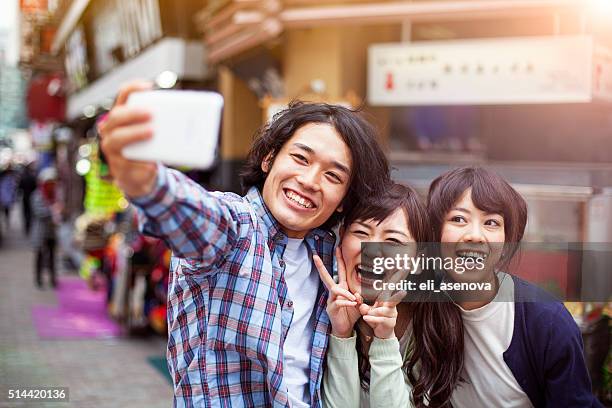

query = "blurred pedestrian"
[
  {"left": 19, "top": 162, "right": 37, "bottom": 236},
  {"left": 31, "top": 167, "right": 61, "bottom": 288},
  {"left": 0, "top": 164, "right": 18, "bottom": 231}
]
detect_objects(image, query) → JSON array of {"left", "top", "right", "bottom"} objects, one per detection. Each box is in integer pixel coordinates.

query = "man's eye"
[
  {"left": 353, "top": 230, "right": 368, "bottom": 236},
  {"left": 387, "top": 238, "right": 402, "bottom": 244},
  {"left": 292, "top": 154, "right": 308, "bottom": 163}
]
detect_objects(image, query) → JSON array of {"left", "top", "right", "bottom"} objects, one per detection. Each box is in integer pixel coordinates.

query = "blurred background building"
[
  {"left": 35, "top": 0, "right": 611, "bottom": 312},
  {"left": 9, "top": 1, "right": 612, "bottom": 279},
  {"left": 24, "top": 0, "right": 610, "bottom": 242},
  {"left": 0, "top": 0, "right": 27, "bottom": 147}
]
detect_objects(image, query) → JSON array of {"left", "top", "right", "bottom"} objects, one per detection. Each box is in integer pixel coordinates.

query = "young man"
[{"left": 100, "top": 82, "right": 390, "bottom": 407}]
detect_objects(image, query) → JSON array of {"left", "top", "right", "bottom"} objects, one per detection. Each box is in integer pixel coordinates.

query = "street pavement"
[{"left": 0, "top": 207, "right": 173, "bottom": 408}]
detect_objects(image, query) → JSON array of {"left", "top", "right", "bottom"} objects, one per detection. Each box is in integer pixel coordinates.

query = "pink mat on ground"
[{"left": 31, "top": 277, "right": 120, "bottom": 339}]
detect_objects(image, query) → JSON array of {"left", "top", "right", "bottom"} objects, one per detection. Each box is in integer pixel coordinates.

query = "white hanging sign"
[{"left": 368, "top": 35, "right": 612, "bottom": 105}]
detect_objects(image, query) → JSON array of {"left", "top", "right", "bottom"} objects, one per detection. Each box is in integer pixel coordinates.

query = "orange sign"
[
  {"left": 20, "top": 0, "right": 47, "bottom": 13},
  {"left": 40, "top": 26, "right": 56, "bottom": 53}
]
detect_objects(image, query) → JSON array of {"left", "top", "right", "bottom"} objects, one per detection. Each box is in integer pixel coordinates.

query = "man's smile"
[{"left": 283, "top": 188, "right": 316, "bottom": 210}]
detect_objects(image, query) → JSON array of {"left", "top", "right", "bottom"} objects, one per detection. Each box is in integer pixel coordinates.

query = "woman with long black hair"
[{"left": 318, "top": 182, "right": 464, "bottom": 407}]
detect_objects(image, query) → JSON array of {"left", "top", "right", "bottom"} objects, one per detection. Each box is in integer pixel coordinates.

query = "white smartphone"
[{"left": 123, "top": 90, "right": 223, "bottom": 169}]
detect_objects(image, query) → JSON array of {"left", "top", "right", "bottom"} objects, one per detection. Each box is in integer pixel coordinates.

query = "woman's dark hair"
[
  {"left": 343, "top": 182, "right": 430, "bottom": 243},
  {"left": 427, "top": 166, "right": 528, "bottom": 271},
  {"left": 344, "top": 182, "right": 464, "bottom": 408},
  {"left": 240, "top": 101, "right": 390, "bottom": 228}
]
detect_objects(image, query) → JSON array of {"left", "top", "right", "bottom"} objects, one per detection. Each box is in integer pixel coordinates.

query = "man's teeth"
[
  {"left": 286, "top": 190, "right": 313, "bottom": 208},
  {"left": 457, "top": 251, "right": 488, "bottom": 259}
]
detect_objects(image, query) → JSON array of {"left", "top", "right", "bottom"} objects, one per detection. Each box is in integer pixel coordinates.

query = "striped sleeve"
[{"left": 131, "top": 164, "right": 243, "bottom": 269}]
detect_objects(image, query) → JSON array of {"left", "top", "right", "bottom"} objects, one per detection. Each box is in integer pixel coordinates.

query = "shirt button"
[
  {"left": 287, "top": 301, "right": 293, "bottom": 308},
  {"left": 314, "top": 236, "right": 320, "bottom": 241},
  {"left": 279, "top": 260, "right": 285, "bottom": 267}
]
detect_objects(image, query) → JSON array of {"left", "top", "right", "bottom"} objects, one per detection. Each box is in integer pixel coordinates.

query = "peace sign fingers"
[
  {"left": 313, "top": 254, "right": 356, "bottom": 302},
  {"left": 313, "top": 254, "right": 335, "bottom": 290},
  {"left": 335, "top": 247, "right": 348, "bottom": 286},
  {"left": 382, "top": 290, "right": 407, "bottom": 308},
  {"left": 361, "top": 299, "right": 401, "bottom": 340},
  {"left": 313, "top": 252, "right": 361, "bottom": 338}
]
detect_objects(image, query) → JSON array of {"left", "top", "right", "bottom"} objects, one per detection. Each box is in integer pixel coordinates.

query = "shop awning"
[
  {"left": 197, "top": 0, "right": 585, "bottom": 63},
  {"left": 51, "top": 0, "right": 92, "bottom": 55},
  {"left": 66, "top": 37, "right": 207, "bottom": 120}
]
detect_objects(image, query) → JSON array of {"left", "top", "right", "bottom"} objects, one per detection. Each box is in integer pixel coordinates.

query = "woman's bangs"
[
  {"left": 437, "top": 175, "right": 472, "bottom": 217},
  {"left": 347, "top": 201, "right": 396, "bottom": 228},
  {"left": 470, "top": 174, "right": 509, "bottom": 218}
]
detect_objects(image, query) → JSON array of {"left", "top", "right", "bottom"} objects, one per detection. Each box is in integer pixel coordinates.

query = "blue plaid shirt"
[{"left": 132, "top": 165, "right": 336, "bottom": 407}]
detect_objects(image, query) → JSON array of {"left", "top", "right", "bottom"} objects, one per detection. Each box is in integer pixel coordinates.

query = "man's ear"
[{"left": 261, "top": 153, "right": 272, "bottom": 173}]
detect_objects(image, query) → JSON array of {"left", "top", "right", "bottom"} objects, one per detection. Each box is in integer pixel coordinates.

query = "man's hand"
[
  {"left": 98, "top": 81, "right": 157, "bottom": 198},
  {"left": 314, "top": 247, "right": 362, "bottom": 338}
]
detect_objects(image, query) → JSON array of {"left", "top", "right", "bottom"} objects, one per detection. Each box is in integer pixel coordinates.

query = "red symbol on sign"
[{"left": 385, "top": 72, "right": 394, "bottom": 91}]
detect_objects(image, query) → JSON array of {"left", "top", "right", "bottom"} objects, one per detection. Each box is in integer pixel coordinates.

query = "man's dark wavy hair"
[{"left": 240, "top": 101, "right": 390, "bottom": 228}]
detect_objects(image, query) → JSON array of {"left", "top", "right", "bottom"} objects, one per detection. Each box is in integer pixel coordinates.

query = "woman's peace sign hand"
[
  {"left": 358, "top": 259, "right": 408, "bottom": 340},
  {"left": 314, "top": 247, "right": 362, "bottom": 338},
  {"left": 358, "top": 290, "right": 405, "bottom": 340}
]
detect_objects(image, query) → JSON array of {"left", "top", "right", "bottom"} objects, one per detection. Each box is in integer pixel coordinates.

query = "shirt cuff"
[
  {"left": 369, "top": 336, "right": 401, "bottom": 360},
  {"left": 129, "top": 163, "right": 171, "bottom": 214},
  {"left": 327, "top": 332, "right": 357, "bottom": 359}
]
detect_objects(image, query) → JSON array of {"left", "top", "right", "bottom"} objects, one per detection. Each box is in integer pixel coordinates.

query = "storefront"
[
  {"left": 30, "top": 0, "right": 211, "bottom": 336},
  {"left": 196, "top": 4, "right": 612, "bottom": 395},
  {"left": 186, "top": 1, "right": 608, "bottom": 192}
]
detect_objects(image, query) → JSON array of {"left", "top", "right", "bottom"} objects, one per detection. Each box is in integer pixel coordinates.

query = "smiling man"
[{"left": 99, "top": 82, "right": 390, "bottom": 407}]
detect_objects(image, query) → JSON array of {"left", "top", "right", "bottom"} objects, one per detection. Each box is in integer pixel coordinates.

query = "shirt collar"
[
  {"left": 246, "top": 186, "right": 283, "bottom": 240},
  {"left": 245, "top": 186, "right": 336, "bottom": 245}
]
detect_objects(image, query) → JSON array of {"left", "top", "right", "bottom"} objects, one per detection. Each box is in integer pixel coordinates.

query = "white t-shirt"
[
  {"left": 451, "top": 273, "right": 534, "bottom": 408},
  {"left": 282, "top": 238, "right": 319, "bottom": 407}
]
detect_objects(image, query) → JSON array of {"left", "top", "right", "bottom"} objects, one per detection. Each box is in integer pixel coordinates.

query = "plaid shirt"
[{"left": 132, "top": 165, "right": 336, "bottom": 408}]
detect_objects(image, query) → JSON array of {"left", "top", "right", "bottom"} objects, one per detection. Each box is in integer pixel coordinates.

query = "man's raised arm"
[{"left": 99, "top": 81, "right": 240, "bottom": 267}]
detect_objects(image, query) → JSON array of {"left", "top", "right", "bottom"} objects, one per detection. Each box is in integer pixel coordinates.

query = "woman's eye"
[
  {"left": 353, "top": 230, "right": 368, "bottom": 236},
  {"left": 485, "top": 219, "right": 502, "bottom": 227},
  {"left": 326, "top": 172, "right": 342, "bottom": 183},
  {"left": 387, "top": 238, "right": 403, "bottom": 244},
  {"left": 292, "top": 153, "right": 308, "bottom": 163},
  {"left": 450, "top": 215, "right": 466, "bottom": 223}
]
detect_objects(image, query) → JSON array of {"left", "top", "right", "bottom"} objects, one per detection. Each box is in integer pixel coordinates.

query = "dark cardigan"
[{"left": 503, "top": 276, "right": 603, "bottom": 408}]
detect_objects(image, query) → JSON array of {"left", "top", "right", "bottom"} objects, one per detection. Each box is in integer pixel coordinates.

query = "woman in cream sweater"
[{"left": 315, "top": 182, "right": 464, "bottom": 408}]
